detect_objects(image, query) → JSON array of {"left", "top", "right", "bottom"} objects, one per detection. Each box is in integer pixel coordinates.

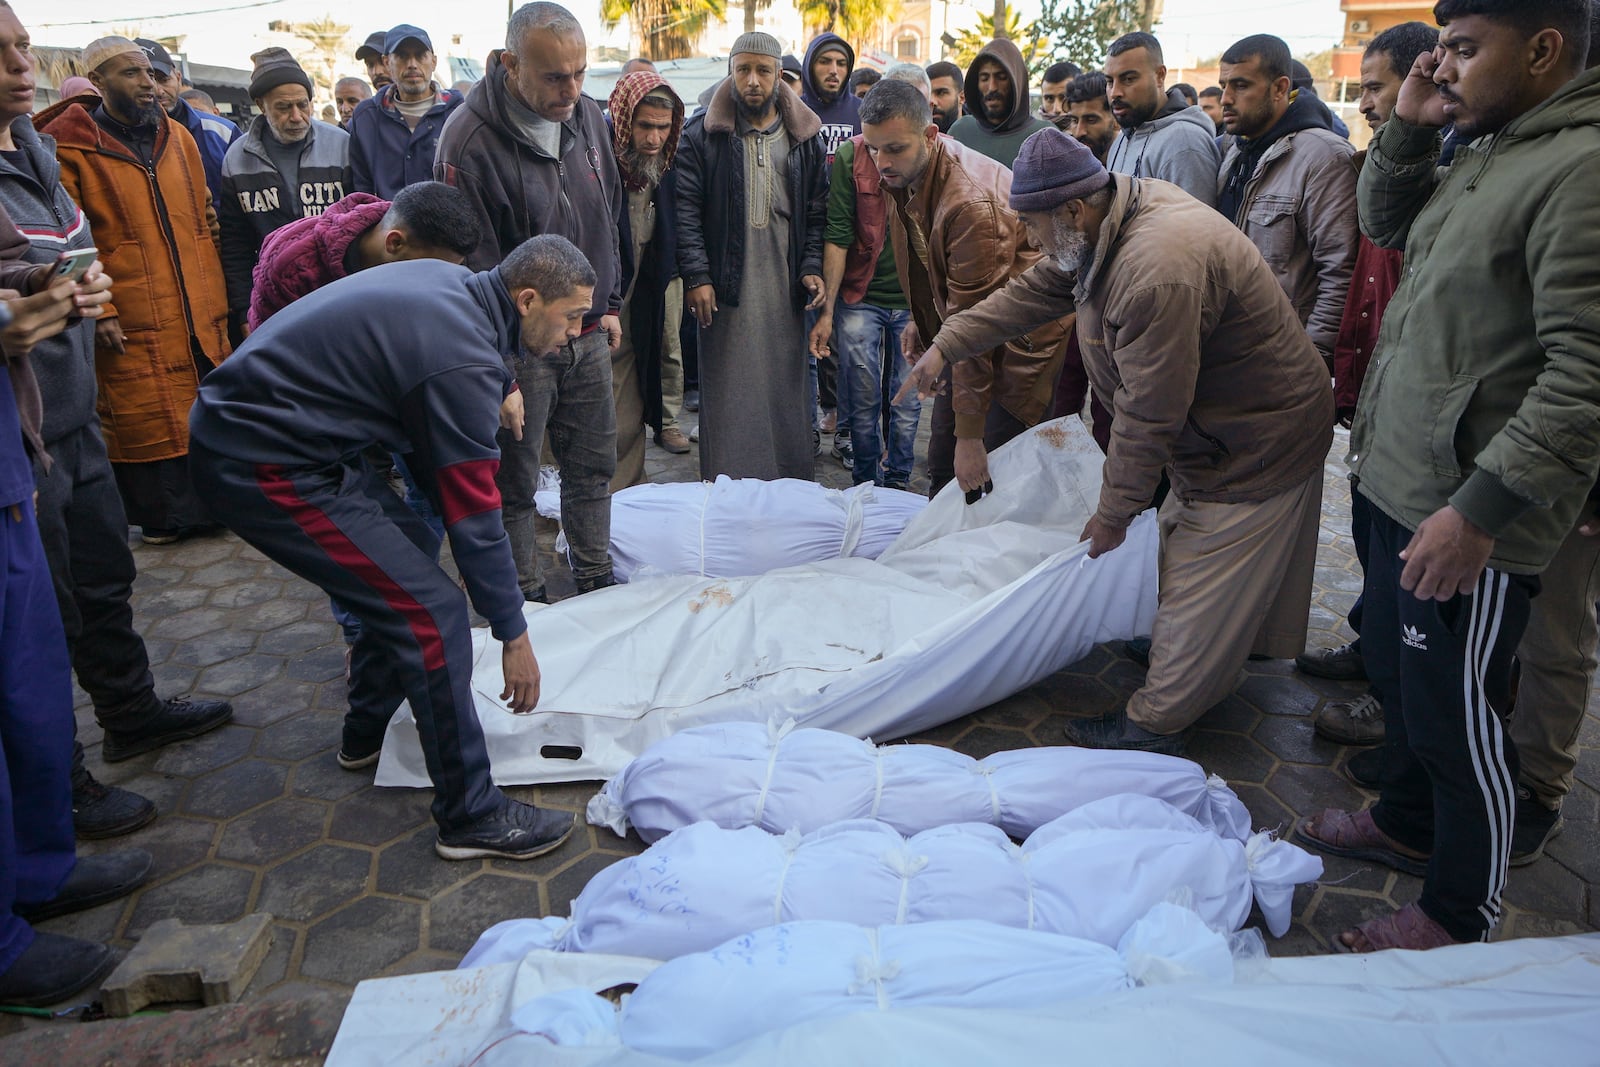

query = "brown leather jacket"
[
  {"left": 885, "top": 135, "right": 1067, "bottom": 438},
  {"left": 933, "top": 176, "right": 1332, "bottom": 526}
]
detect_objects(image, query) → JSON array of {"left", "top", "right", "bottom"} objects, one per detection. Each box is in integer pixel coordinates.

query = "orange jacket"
[{"left": 37, "top": 97, "right": 230, "bottom": 463}]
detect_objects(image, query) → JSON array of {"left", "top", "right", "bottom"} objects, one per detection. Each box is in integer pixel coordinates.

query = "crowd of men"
[{"left": 1, "top": 0, "right": 1598, "bottom": 1006}]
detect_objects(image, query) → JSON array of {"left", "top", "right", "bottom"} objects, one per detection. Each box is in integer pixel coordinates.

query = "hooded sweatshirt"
[
  {"left": 434, "top": 51, "right": 622, "bottom": 328},
  {"left": 247, "top": 192, "right": 391, "bottom": 330},
  {"left": 800, "top": 33, "right": 861, "bottom": 162},
  {"left": 947, "top": 39, "right": 1052, "bottom": 168},
  {"left": 1217, "top": 89, "right": 1329, "bottom": 223},
  {"left": 1104, "top": 87, "right": 1222, "bottom": 207}
]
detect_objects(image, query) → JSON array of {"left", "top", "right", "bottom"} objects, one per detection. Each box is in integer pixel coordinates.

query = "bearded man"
[
  {"left": 219, "top": 47, "right": 351, "bottom": 334},
  {"left": 901, "top": 129, "right": 1333, "bottom": 755},
  {"left": 676, "top": 32, "right": 828, "bottom": 480},
  {"left": 38, "top": 36, "right": 232, "bottom": 542},
  {"left": 609, "top": 72, "right": 691, "bottom": 485}
]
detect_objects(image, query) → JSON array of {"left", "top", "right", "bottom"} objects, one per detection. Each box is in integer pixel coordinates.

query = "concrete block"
[{"left": 100, "top": 912, "right": 274, "bottom": 1017}]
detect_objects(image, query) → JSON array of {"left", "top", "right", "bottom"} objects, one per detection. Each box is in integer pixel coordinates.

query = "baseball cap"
[
  {"left": 384, "top": 25, "right": 432, "bottom": 54},
  {"left": 355, "top": 31, "right": 386, "bottom": 62},
  {"left": 134, "top": 38, "right": 175, "bottom": 76}
]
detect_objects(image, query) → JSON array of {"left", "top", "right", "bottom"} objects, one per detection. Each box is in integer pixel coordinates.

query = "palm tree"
[
  {"left": 602, "top": 0, "right": 725, "bottom": 59},
  {"left": 950, "top": 5, "right": 1044, "bottom": 70},
  {"left": 797, "top": 0, "right": 902, "bottom": 45},
  {"left": 282, "top": 16, "right": 350, "bottom": 99}
]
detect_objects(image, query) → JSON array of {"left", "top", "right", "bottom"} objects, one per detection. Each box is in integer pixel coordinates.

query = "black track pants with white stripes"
[{"left": 1361, "top": 498, "right": 1537, "bottom": 942}]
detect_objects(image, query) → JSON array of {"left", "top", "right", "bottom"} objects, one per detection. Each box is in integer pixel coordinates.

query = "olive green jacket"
[{"left": 1349, "top": 69, "right": 1600, "bottom": 574}]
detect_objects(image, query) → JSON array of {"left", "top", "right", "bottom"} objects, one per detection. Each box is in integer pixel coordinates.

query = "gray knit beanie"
[
  {"left": 729, "top": 32, "right": 782, "bottom": 60},
  {"left": 1009, "top": 127, "right": 1110, "bottom": 212}
]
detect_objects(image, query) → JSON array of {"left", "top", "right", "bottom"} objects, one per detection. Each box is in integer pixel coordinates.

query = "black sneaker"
[
  {"left": 832, "top": 433, "right": 854, "bottom": 470},
  {"left": 1343, "top": 745, "right": 1393, "bottom": 790},
  {"left": 0, "top": 933, "right": 117, "bottom": 1008},
  {"left": 15, "top": 849, "right": 153, "bottom": 922},
  {"left": 72, "top": 767, "right": 157, "bottom": 840},
  {"left": 435, "top": 799, "right": 576, "bottom": 861},
  {"left": 1510, "top": 786, "right": 1564, "bottom": 866},
  {"left": 101, "top": 698, "right": 234, "bottom": 763}
]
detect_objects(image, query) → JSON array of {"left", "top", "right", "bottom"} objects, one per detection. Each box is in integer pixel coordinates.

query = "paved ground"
[{"left": 3, "top": 416, "right": 1596, "bottom": 1052}]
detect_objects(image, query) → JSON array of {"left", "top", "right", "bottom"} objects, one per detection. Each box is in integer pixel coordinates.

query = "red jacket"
[
  {"left": 247, "top": 192, "right": 389, "bottom": 330},
  {"left": 838, "top": 134, "right": 890, "bottom": 306},
  {"left": 1331, "top": 234, "right": 1403, "bottom": 418}
]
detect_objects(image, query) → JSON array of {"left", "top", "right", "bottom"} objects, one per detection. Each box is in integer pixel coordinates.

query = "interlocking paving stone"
[
  {"left": 216, "top": 797, "right": 329, "bottom": 864},
  {"left": 327, "top": 788, "right": 436, "bottom": 848},
  {"left": 127, "top": 864, "right": 257, "bottom": 937},
  {"left": 251, "top": 711, "right": 342, "bottom": 761},
  {"left": 185, "top": 759, "right": 290, "bottom": 819},
  {"left": 207, "top": 578, "right": 286, "bottom": 609},
  {"left": 256, "top": 845, "right": 374, "bottom": 923},
  {"left": 951, "top": 724, "right": 1034, "bottom": 760},
  {"left": 256, "top": 620, "right": 344, "bottom": 657},
  {"left": 427, "top": 875, "right": 545, "bottom": 956},
  {"left": 375, "top": 828, "right": 483, "bottom": 902},
  {"left": 151, "top": 723, "right": 256, "bottom": 776},
  {"left": 172, "top": 629, "right": 260, "bottom": 668},
  {"left": 195, "top": 653, "right": 287, "bottom": 697},
  {"left": 3, "top": 429, "right": 1582, "bottom": 1037},
  {"left": 300, "top": 897, "right": 423, "bottom": 985},
  {"left": 229, "top": 679, "right": 320, "bottom": 728},
  {"left": 1185, "top": 728, "right": 1278, "bottom": 784}
]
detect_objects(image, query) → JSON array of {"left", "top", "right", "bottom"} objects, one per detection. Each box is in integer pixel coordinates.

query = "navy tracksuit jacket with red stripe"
[{"left": 188, "top": 259, "right": 526, "bottom": 830}]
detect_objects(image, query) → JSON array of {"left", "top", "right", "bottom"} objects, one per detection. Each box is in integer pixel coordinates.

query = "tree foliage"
[
  {"left": 798, "top": 0, "right": 903, "bottom": 48},
  {"left": 1026, "top": 0, "right": 1143, "bottom": 71},
  {"left": 601, "top": 0, "right": 726, "bottom": 60},
  {"left": 283, "top": 16, "right": 350, "bottom": 97},
  {"left": 950, "top": 4, "right": 1048, "bottom": 73}
]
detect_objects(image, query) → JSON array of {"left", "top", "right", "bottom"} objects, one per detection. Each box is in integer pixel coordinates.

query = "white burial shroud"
[{"left": 374, "top": 417, "right": 1160, "bottom": 786}]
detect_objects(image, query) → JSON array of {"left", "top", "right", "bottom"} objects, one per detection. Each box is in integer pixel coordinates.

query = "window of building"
[{"left": 896, "top": 32, "right": 920, "bottom": 60}]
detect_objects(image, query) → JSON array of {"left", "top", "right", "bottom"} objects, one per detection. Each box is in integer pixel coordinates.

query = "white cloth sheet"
[
  {"left": 328, "top": 933, "right": 1600, "bottom": 1067},
  {"left": 376, "top": 418, "right": 1160, "bottom": 786},
  {"left": 537, "top": 474, "right": 929, "bottom": 581},
  {"left": 586, "top": 719, "right": 1254, "bottom": 843},
  {"left": 459, "top": 796, "right": 1322, "bottom": 965}
]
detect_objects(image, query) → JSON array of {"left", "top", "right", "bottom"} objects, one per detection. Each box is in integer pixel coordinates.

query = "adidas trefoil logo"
[{"left": 1402, "top": 624, "right": 1428, "bottom": 651}]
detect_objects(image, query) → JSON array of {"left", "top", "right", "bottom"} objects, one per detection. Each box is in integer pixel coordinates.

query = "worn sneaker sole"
[
  {"left": 336, "top": 748, "right": 382, "bottom": 771},
  {"left": 1312, "top": 719, "right": 1387, "bottom": 747},
  {"left": 433, "top": 815, "right": 576, "bottom": 861},
  {"left": 1293, "top": 656, "right": 1368, "bottom": 682},
  {"left": 102, "top": 704, "right": 235, "bottom": 763}
]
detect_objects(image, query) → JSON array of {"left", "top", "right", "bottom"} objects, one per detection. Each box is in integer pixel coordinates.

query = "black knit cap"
[{"left": 248, "top": 47, "right": 313, "bottom": 100}]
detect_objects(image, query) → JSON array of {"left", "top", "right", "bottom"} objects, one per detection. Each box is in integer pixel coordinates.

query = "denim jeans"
[
  {"left": 836, "top": 302, "right": 918, "bottom": 486},
  {"left": 496, "top": 328, "right": 616, "bottom": 594},
  {"left": 806, "top": 308, "right": 851, "bottom": 433}
]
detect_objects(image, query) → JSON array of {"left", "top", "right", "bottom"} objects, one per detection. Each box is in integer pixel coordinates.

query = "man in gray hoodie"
[{"left": 1103, "top": 32, "right": 1222, "bottom": 207}]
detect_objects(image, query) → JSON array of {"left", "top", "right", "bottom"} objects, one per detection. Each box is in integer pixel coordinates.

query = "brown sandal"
[
  {"left": 1335, "top": 902, "right": 1462, "bottom": 953},
  {"left": 1294, "top": 808, "right": 1430, "bottom": 876}
]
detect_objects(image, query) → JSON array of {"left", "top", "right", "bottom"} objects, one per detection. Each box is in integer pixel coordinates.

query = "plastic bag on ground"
[
  {"left": 471, "top": 796, "right": 1322, "bottom": 964},
  {"left": 586, "top": 719, "right": 1254, "bottom": 843},
  {"left": 511, "top": 905, "right": 1234, "bottom": 1059}
]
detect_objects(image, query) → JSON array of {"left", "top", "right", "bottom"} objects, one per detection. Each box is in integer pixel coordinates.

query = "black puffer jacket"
[{"left": 675, "top": 79, "right": 828, "bottom": 310}]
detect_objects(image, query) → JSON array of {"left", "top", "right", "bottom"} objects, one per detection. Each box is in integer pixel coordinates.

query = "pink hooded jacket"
[{"left": 247, "top": 191, "right": 389, "bottom": 331}]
